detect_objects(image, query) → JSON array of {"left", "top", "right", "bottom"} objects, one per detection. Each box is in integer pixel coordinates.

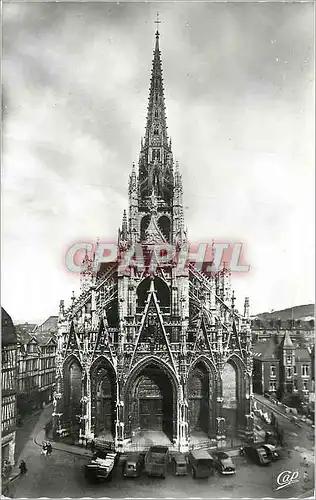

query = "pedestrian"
[
  {"left": 90, "top": 439, "right": 95, "bottom": 453},
  {"left": 47, "top": 441, "right": 52, "bottom": 456},
  {"left": 41, "top": 441, "right": 47, "bottom": 456},
  {"left": 302, "top": 457, "right": 310, "bottom": 467},
  {"left": 19, "top": 460, "right": 27, "bottom": 475},
  {"left": 278, "top": 431, "right": 284, "bottom": 447}
]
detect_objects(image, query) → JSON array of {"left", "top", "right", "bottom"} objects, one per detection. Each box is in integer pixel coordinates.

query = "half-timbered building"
[{"left": 1, "top": 308, "right": 17, "bottom": 464}]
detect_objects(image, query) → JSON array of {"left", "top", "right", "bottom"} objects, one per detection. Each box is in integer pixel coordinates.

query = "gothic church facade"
[{"left": 54, "top": 29, "right": 254, "bottom": 452}]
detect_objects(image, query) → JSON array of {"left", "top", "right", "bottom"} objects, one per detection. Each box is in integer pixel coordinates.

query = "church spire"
[
  {"left": 138, "top": 20, "right": 174, "bottom": 205},
  {"left": 144, "top": 26, "right": 168, "bottom": 148}
]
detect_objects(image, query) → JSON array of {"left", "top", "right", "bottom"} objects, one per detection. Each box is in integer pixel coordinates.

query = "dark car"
[
  {"left": 123, "top": 453, "right": 144, "bottom": 478},
  {"left": 210, "top": 451, "right": 236, "bottom": 475},
  {"left": 240, "top": 445, "right": 271, "bottom": 466},
  {"left": 261, "top": 444, "right": 280, "bottom": 461},
  {"left": 171, "top": 453, "right": 188, "bottom": 476},
  {"left": 188, "top": 450, "right": 214, "bottom": 479},
  {"left": 145, "top": 446, "right": 169, "bottom": 478}
]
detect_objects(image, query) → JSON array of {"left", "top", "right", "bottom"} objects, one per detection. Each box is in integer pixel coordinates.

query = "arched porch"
[
  {"left": 124, "top": 357, "right": 178, "bottom": 448},
  {"left": 90, "top": 357, "right": 117, "bottom": 441},
  {"left": 186, "top": 356, "right": 217, "bottom": 446},
  {"left": 223, "top": 355, "right": 250, "bottom": 437}
]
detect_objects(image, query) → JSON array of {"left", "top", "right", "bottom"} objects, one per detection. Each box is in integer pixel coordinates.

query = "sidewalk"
[
  {"left": 34, "top": 428, "right": 243, "bottom": 458},
  {"left": 34, "top": 428, "right": 94, "bottom": 458},
  {"left": 255, "top": 394, "right": 313, "bottom": 427}
]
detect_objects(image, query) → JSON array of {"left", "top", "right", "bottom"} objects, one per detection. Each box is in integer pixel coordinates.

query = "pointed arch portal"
[
  {"left": 90, "top": 358, "right": 116, "bottom": 438},
  {"left": 63, "top": 355, "right": 82, "bottom": 425},
  {"left": 222, "top": 356, "right": 246, "bottom": 436},
  {"left": 187, "top": 361, "right": 214, "bottom": 435},
  {"left": 125, "top": 360, "right": 177, "bottom": 442},
  {"left": 222, "top": 363, "right": 237, "bottom": 436}
]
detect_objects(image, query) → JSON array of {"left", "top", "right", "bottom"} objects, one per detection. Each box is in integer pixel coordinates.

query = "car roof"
[
  {"left": 149, "top": 446, "right": 168, "bottom": 453},
  {"left": 173, "top": 453, "right": 186, "bottom": 461},
  {"left": 262, "top": 444, "right": 276, "bottom": 451},
  {"left": 213, "top": 451, "right": 229, "bottom": 457},
  {"left": 190, "top": 449, "right": 212, "bottom": 460},
  {"left": 127, "top": 453, "right": 142, "bottom": 461}
]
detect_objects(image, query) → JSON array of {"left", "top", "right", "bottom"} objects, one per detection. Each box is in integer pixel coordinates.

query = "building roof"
[
  {"left": 253, "top": 336, "right": 278, "bottom": 360},
  {"left": 16, "top": 322, "right": 37, "bottom": 333},
  {"left": 31, "top": 316, "right": 57, "bottom": 345},
  {"left": 35, "top": 315, "right": 58, "bottom": 334},
  {"left": 281, "top": 330, "right": 294, "bottom": 348},
  {"left": 35, "top": 332, "right": 57, "bottom": 346},
  {"left": 295, "top": 348, "right": 311, "bottom": 362},
  {"left": 1, "top": 307, "right": 17, "bottom": 345},
  {"left": 17, "top": 329, "right": 33, "bottom": 345}
]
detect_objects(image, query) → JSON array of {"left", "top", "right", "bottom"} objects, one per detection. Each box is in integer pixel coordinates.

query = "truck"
[
  {"left": 144, "top": 445, "right": 169, "bottom": 478},
  {"left": 188, "top": 449, "right": 214, "bottom": 479},
  {"left": 84, "top": 450, "right": 117, "bottom": 482}
]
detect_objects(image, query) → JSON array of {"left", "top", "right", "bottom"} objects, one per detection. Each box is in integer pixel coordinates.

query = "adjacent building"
[
  {"left": 253, "top": 331, "right": 312, "bottom": 405},
  {"left": 252, "top": 318, "right": 315, "bottom": 349},
  {"left": 1, "top": 308, "right": 18, "bottom": 464},
  {"left": 54, "top": 28, "right": 253, "bottom": 453},
  {"left": 17, "top": 316, "right": 57, "bottom": 416}
]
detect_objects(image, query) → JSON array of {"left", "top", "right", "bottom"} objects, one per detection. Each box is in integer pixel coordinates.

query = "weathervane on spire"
[{"left": 155, "top": 12, "right": 161, "bottom": 35}]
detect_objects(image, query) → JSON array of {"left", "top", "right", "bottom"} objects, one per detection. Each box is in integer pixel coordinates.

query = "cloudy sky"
[{"left": 2, "top": 1, "right": 314, "bottom": 324}]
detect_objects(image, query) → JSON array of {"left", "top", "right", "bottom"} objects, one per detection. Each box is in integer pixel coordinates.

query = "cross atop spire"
[{"left": 155, "top": 12, "right": 161, "bottom": 36}]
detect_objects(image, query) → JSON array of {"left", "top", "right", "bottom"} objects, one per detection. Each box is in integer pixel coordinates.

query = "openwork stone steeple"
[
  {"left": 56, "top": 23, "right": 253, "bottom": 456},
  {"left": 138, "top": 30, "right": 174, "bottom": 205},
  {"left": 145, "top": 31, "right": 168, "bottom": 149}
]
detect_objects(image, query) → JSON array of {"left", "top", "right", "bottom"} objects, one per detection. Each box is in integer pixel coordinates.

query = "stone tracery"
[{"left": 54, "top": 27, "right": 253, "bottom": 452}]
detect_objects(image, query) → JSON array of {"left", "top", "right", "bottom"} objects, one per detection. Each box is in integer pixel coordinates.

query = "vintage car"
[
  {"left": 171, "top": 453, "right": 188, "bottom": 476},
  {"left": 261, "top": 444, "right": 280, "bottom": 461},
  {"left": 188, "top": 450, "right": 214, "bottom": 479},
  {"left": 145, "top": 446, "right": 169, "bottom": 478},
  {"left": 210, "top": 451, "right": 236, "bottom": 475},
  {"left": 240, "top": 445, "right": 271, "bottom": 466},
  {"left": 84, "top": 450, "right": 117, "bottom": 482},
  {"left": 122, "top": 453, "right": 144, "bottom": 478}
]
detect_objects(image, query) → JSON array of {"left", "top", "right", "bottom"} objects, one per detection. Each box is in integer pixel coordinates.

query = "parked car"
[
  {"left": 145, "top": 446, "right": 169, "bottom": 478},
  {"left": 123, "top": 453, "right": 144, "bottom": 478},
  {"left": 210, "top": 451, "right": 236, "bottom": 475},
  {"left": 261, "top": 444, "right": 280, "bottom": 461},
  {"left": 171, "top": 453, "right": 188, "bottom": 476},
  {"left": 240, "top": 445, "right": 271, "bottom": 466},
  {"left": 188, "top": 450, "right": 214, "bottom": 479},
  {"left": 84, "top": 450, "right": 117, "bottom": 482}
]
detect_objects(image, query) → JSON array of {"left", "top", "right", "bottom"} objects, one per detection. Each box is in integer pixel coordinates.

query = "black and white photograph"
[{"left": 1, "top": 1, "right": 315, "bottom": 498}]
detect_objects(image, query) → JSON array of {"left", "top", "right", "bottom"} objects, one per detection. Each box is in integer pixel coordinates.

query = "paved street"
[
  {"left": 254, "top": 395, "right": 314, "bottom": 458},
  {"left": 8, "top": 406, "right": 314, "bottom": 499}
]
